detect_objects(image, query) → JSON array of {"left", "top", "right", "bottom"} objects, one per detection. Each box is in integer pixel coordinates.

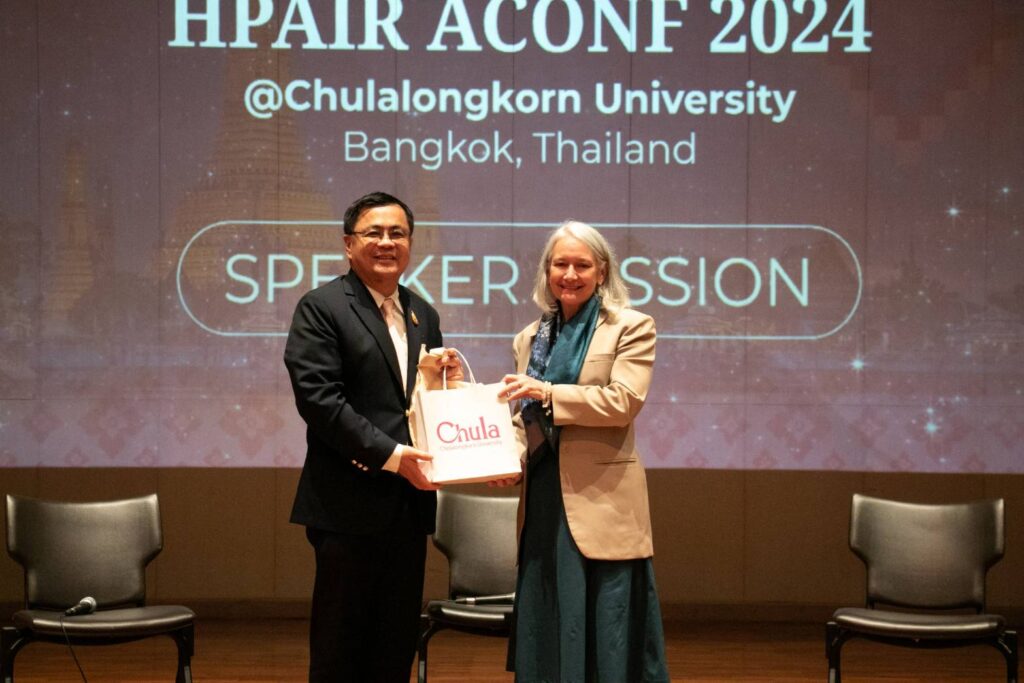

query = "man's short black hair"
[{"left": 343, "top": 192, "right": 415, "bottom": 236}]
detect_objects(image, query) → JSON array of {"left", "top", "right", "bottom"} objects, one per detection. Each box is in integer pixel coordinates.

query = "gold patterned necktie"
[
  {"left": 381, "top": 297, "right": 408, "bottom": 389},
  {"left": 381, "top": 297, "right": 397, "bottom": 328}
]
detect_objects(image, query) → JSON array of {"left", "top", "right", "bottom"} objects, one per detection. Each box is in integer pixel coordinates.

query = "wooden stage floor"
[{"left": 5, "top": 618, "right": 1013, "bottom": 682}]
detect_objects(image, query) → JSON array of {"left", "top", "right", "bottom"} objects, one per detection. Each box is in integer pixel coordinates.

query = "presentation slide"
[{"left": 1, "top": 0, "right": 1021, "bottom": 471}]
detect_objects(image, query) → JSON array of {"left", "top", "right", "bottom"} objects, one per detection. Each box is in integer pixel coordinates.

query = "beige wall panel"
[
  {"left": 859, "top": 472, "right": 986, "bottom": 503},
  {"left": 156, "top": 469, "right": 276, "bottom": 600},
  {"left": 273, "top": 469, "right": 315, "bottom": 599},
  {"left": 647, "top": 469, "right": 745, "bottom": 604},
  {"left": 743, "top": 471, "right": 865, "bottom": 605},
  {"left": 34, "top": 467, "right": 160, "bottom": 502}
]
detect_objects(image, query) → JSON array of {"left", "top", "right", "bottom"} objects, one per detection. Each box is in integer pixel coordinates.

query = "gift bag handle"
[{"left": 440, "top": 348, "right": 476, "bottom": 390}]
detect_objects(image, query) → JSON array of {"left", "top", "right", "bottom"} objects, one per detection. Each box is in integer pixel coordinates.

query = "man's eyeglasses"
[{"left": 350, "top": 228, "right": 410, "bottom": 243}]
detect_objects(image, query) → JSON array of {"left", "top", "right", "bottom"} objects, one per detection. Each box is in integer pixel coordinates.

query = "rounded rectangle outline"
[{"left": 177, "top": 220, "right": 862, "bottom": 341}]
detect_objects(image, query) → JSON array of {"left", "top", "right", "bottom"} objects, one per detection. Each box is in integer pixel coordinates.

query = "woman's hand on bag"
[
  {"left": 501, "top": 374, "right": 545, "bottom": 402},
  {"left": 397, "top": 447, "right": 442, "bottom": 491},
  {"left": 437, "top": 348, "right": 464, "bottom": 382}
]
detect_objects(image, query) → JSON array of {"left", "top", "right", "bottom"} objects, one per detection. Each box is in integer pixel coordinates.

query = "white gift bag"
[{"left": 408, "top": 348, "right": 521, "bottom": 485}]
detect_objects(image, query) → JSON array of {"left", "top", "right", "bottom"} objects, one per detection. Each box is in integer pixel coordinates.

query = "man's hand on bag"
[
  {"left": 488, "top": 473, "right": 523, "bottom": 488},
  {"left": 436, "top": 348, "right": 464, "bottom": 383},
  {"left": 397, "top": 447, "right": 442, "bottom": 491}
]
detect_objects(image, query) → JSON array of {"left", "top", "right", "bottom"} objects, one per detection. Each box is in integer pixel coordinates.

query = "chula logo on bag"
[{"left": 436, "top": 417, "right": 502, "bottom": 444}]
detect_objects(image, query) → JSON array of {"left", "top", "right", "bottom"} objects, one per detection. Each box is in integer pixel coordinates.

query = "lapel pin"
[{"left": 410, "top": 310, "right": 419, "bottom": 326}]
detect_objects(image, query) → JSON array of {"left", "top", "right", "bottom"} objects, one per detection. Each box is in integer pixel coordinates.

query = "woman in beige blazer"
[{"left": 499, "top": 221, "right": 669, "bottom": 683}]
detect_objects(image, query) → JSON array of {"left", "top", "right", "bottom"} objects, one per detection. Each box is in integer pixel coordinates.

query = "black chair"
[
  {"left": 826, "top": 493, "right": 1018, "bottom": 683},
  {"left": 417, "top": 489, "right": 519, "bottom": 683},
  {"left": 1, "top": 494, "right": 195, "bottom": 683}
]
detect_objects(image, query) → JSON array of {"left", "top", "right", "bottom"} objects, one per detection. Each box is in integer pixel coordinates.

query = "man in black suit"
[{"left": 284, "top": 192, "right": 456, "bottom": 682}]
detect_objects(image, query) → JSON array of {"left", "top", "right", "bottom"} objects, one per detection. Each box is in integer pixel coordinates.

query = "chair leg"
[
  {"left": 172, "top": 623, "right": 195, "bottom": 683},
  {"left": 417, "top": 617, "right": 442, "bottom": 683},
  {"left": 999, "top": 630, "right": 1018, "bottom": 683},
  {"left": 1, "top": 627, "right": 29, "bottom": 683},
  {"left": 825, "top": 621, "right": 843, "bottom": 683},
  {"left": 0, "top": 628, "right": 11, "bottom": 683}
]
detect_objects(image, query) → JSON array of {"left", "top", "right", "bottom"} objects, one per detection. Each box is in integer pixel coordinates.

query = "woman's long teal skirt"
[{"left": 507, "top": 442, "right": 670, "bottom": 683}]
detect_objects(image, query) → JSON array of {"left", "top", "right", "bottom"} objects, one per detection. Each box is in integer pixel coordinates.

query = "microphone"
[
  {"left": 454, "top": 593, "right": 515, "bottom": 605},
  {"left": 64, "top": 596, "right": 97, "bottom": 617}
]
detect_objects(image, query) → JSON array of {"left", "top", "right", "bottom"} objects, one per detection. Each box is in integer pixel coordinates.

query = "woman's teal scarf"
[{"left": 522, "top": 295, "right": 601, "bottom": 454}]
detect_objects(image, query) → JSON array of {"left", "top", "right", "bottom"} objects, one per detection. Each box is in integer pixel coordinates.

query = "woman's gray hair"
[{"left": 531, "top": 220, "right": 632, "bottom": 315}]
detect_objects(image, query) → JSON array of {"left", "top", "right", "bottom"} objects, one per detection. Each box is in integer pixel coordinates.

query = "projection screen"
[{"left": 0, "top": 0, "right": 1021, "bottom": 471}]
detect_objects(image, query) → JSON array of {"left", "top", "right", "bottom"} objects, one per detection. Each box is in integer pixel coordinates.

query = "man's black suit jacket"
[{"left": 284, "top": 272, "right": 441, "bottom": 536}]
